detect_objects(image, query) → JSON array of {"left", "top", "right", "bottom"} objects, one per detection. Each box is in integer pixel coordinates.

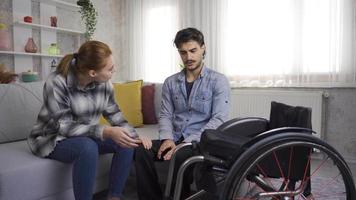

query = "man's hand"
[
  {"left": 157, "top": 139, "right": 176, "bottom": 160},
  {"left": 104, "top": 127, "right": 141, "bottom": 148},
  {"left": 139, "top": 136, "right": 152, "bottom": 150}
]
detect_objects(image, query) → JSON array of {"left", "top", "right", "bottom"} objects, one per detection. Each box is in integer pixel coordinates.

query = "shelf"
[
  {"left": 31, "top": 0, "right": 81, "bottom": 10},
  {"left": 0, "top": 50, "right": 63, "bottom": 58},
  {"left": 14, "top": 21, "right": 84, "bottom": 35}
]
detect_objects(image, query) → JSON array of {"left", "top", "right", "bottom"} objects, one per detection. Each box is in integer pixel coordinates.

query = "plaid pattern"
[{"left": 28, "top": 70, "right": 136, "bottom": 157}]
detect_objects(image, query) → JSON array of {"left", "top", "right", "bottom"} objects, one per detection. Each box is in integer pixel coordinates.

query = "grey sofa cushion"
[
  {"left": 0, "top": 82, "right": 44, "bottom": 143},
  {"left": 0, "top": 140, "right": 112, "bottom": 200},
  {"left": 136, "top": 124, "right": 159, "bottom": 140}
]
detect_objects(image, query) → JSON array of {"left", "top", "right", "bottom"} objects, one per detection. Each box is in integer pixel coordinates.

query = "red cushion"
[{"left": 141, "top": 84, "right": 158, "bottom": 124}]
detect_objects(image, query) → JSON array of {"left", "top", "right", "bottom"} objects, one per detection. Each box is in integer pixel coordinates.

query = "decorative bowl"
[{"left": 22, "top": 71, "right": 38, "bottom": 82}]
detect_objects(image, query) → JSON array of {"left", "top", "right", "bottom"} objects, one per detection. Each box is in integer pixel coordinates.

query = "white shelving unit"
[
  {"left": 11, "top": 0, "right": 83, "bottom": 79},
  {"left": 0, "top": 50, "right": 63, "bottom": 58},
  {"left": 32, "top": 0, "right": 80, "bottom": 10},
  {"left": 14, "top": 21, "right": 84, "bottom": 35}
]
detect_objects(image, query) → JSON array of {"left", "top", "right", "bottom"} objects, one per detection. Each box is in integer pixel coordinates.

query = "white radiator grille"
[{"left": 230, "top": 89, "right": 324, "bottom": 138}]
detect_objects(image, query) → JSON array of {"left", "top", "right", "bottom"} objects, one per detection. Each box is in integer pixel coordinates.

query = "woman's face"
[{"left": 94, "top": 55, "right": 116, "bottom": 82}]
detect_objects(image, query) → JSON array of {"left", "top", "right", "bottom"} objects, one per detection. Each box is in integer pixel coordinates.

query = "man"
[{"left": 135, "top": 27, "right": 230, "bottom": 200}]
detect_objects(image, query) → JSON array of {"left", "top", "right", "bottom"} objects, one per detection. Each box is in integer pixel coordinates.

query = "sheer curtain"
[
  {"left": 125, "top": 0, "right": 356, "bottom": 87},
  {"left": 126, "top": 0, "right": 180, "bottom": 83},
  {"left": 224, "top": 0, "right": 356, "bottom": 87},
  {"left": 125, "top": 0, "right": 227, "bottom": 82}
]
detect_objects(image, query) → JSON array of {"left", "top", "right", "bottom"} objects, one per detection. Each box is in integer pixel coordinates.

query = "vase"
[
  {"left": 50, "top": 16, "right": 57, "bottom": 27},
  {"left": 0, "top": 23, "right": 10, "bottom": 50},
  {"left": 0, "top": 29, "right": 10, "bottom": 50},
  {"left": 48, "top": 43, "right": 60, "bottom": 55},
  {"left": 24, "top": 37, "right": 38, "bottom": 53}
]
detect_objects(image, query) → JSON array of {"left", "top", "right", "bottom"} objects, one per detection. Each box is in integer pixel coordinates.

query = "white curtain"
[
  {"left": 125, "top": 0, "right": 226, "bottom": 82},
  {"left": 224, "top": 0, "right": 356, "bottom": 87},
  {"left": 125, "top": 0, "right": 356, "bottom": 87},
  {"left": 126, "top": 0, "right": 180, "bottom": 83}
]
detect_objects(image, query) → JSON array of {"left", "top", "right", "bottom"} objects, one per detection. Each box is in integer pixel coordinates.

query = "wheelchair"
[{"left": 164, "top": 102, "right": 356, "bottom": 200}]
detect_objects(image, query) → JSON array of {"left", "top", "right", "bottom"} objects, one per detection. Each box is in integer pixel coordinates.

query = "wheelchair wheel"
[{"left": 220, "top": 132, "right": 356, "bottom": 200}]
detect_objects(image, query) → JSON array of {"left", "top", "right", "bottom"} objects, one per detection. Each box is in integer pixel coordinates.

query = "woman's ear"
[{"left": 88, "top": 70, "right": 97, "bottom": 78}]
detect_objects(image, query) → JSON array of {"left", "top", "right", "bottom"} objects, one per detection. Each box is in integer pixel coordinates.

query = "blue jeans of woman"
[{"left": 47, "top": 136, "right": 134, "bottom": 200}]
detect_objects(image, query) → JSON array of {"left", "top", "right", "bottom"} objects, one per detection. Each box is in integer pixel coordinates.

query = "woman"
[{"left": 28, "top": 40, "right": 152, "bottom": 200}]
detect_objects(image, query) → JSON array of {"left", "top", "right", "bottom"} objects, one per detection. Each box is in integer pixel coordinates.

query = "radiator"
[{"left": 230, "top": 89, "right": 324, "bottom": 138}]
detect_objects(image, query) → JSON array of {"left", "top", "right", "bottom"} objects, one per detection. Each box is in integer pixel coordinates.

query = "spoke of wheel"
[
  {"left": 287, "top": 146, "right": 294, "bottom": 182},
  {"left": 297, "top": 148, "right": 313, "bottom": 200},
  {"left": 310, "top": 173, "right": 343, "bottom": 198},
  {"left": 252, "top": 164, "right": 278, "bottom": 200},
  {"left": 272, "top": 150, "right": 287, "bottom": 186},
  {"left": 256, "top": 164, "right": 277, "bottom": 191},
  {"left": 309, "top": 155, "right": 329, "bottom": 177}
]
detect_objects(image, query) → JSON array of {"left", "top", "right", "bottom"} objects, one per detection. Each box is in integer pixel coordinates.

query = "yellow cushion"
[{"left": 100, "top": 80, "right": 143, "bottom": 127}]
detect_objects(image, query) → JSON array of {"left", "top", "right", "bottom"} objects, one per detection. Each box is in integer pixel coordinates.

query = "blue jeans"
[{"left": 47, "top": 136, "right": 134, "bottom": 200}]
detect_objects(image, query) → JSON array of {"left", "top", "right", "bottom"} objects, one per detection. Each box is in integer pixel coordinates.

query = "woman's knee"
[
  {"left": 77, "top": 137, "right": 99, "bottom": 158},
  {"left": 117, "top": 146, "right": 135, "bottom": 158}
]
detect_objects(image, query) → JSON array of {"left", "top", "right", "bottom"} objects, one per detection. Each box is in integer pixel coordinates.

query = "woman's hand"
[
  {"left": 139, "top": 136, "right": 152, "bottom": 150},
  {"left": 103, "top": 126, "right": 141, "bottom": 148}
]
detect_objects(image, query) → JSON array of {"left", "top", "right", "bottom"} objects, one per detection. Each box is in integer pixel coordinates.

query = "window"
[
  {"left": 224, "top": 0, "right": 355, "bottom": 87},
  {"left": 127, "top": 0, "right": 356, "bottom": 87},
  {"left": 127, "top": 0, "right": 179, "bottom": 83}
]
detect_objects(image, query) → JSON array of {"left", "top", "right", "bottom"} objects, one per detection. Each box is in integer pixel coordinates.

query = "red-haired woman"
[{"left": 28, "top": 40, "right": 151, "bottom": 200}]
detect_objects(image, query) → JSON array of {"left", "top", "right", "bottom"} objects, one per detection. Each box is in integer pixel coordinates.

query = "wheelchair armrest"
[
  {"left": 244, "top": 127, "right": 315, "bottom": 147},
  {"left": 218, "top": 117, "right": 269, "bottom": 137},
  {"left": 258, "top": 127, "right": 314, "bottom": 137}
]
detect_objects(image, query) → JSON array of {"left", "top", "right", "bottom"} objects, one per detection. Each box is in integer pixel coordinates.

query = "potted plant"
[{"left": 77, "top": 0, "right": 98, "bottom": 40}]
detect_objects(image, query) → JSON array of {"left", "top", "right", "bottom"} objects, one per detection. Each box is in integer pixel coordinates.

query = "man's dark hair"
[{"left": 174, "top": 27, "right": 205, "bottom": 48}]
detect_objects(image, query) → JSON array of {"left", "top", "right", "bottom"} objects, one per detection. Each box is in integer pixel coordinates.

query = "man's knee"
[
  {"left": 173, "top": 146, "right": 193, "bottom": 163},
  {"left": 134, "top": 144, "right": 149, "bottom": 160}
]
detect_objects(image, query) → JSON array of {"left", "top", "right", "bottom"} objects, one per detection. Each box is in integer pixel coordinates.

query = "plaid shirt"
[{"left": 28, "top": 70, "right": 136, "bottom": 157}]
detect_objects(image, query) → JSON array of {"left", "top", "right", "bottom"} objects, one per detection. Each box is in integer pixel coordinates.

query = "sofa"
[{"left": 0, "top": 81, "right": 162, "bottom": 200}]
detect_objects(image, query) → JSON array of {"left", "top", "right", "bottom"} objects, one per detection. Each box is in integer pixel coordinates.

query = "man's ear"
[
  {"left": 201, "top": 44, "right": 206, "bottom": 58},
  {"left": 88, "top": 70, "right": 97, "bottom": 78}
]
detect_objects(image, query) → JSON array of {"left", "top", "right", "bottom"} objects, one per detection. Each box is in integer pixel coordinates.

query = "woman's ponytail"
[{"left": 56, "top": 54, "right": 75, "bottom": 76}]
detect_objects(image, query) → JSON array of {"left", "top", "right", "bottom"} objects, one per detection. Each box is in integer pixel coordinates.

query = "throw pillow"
[
  {"left": 142, "top": 84, "right": 158, "bottom": 124},
  {"left": 100, "top": 80, "right": 144, "bottom": 127}
]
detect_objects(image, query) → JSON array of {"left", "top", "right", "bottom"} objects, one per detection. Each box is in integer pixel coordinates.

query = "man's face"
[{"left": 178, "top": 40, "right": 205, "bottom": 72}]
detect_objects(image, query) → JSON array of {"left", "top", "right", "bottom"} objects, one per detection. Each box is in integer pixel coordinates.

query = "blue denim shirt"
[{"left": 159, "top": 66, "right": 230, "bottom": 142}]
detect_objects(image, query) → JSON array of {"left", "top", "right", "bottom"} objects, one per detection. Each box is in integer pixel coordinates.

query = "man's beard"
[{"left": 185, "top": 60, "right": 203, "bottom": 72}]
